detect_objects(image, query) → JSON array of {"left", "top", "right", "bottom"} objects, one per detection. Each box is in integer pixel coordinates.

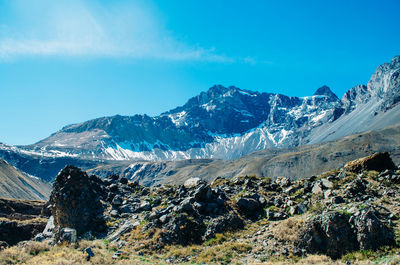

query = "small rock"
[
  {"left": 324, "top": 189, "right": 333, "bottom": 199},
  {"left": 34, "top": 233, "right": 45, "bottom": 242},
  {"left": 109, "top": 184, "right": 119, "bottom": 192},
  {"left": 159, "top": 214, "right": 169, "bottom": 224},
  {"left": 321, "top": 179, "right": 334, "bottom": 189},
  {"left": 107, "top": 221, "right": 136, "bottom": 242},
  {"left": 193, "top": 201, "right": 205, "bottom": 212},
  {"left": 110, "top": 210, "right": 119, "bottom": 217},
  {"left": 284, "top": 186, "right": 296, "bottom": 195},
  {"left": 84, "top": 247, "right": 95, "bottom": 261},
  {"left": 194, "top": 185, "right": 213, "bottom": 202},
  {"left": 289, "top": 206, "right": 297, "bottom": 216},
  {"left": 237, "top": 198, "right": 261, "bottom": 213},
  {"left": 308, "top": 176, "right": 317, "bottom": 182},
  {"left": 177, "top": 197, "right": 194, "bottom": 213},
  {"left": 120, "top": 177, "right": 128, "bottom": 185},
  {"left": 112, "top": 195, "right": 123, "bottom": 206},
  {"left": 109, "top": 175, "right": 119, "bottom": 182},
  {"left": 112, "top": 250, "right": 123, "bottom": 259},
  {"left": 297, "top": 202, "right": 308, "bottom": 214},
  {"left": 59, "top": 228, "right": 77, "bottom": 243},
  {"left": 258, "top": 196, "right": 266, "bottom": 205},
  {"left": 139, "top": 201, "right": 151, "bottom": 211},
  {"left": 184, "top": 177, "right": 203, "bottom": 188},
  {"left": 43, "top": 216, "right": 55, "bottom": 238},
  {"left": 119, "top": 204, "right": 136, "bottom": 214},
  {"left": 312, "top": 182, "right": 323, "bottom": 194},
  {"left": 276, "top": 177, "right": 291, "bottom": 187},
  {"left": 331, "top": 196, "right": 345, "bottom": 204}
]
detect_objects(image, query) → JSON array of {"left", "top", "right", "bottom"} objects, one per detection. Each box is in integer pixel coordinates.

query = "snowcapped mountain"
[
  {"left": 20, "top": 85, "right": 340, "bottom": 161},
  {"left": 5, "top": 56, "right": 400, "bottom": 162},
  {"left": 307, "top": 55, "right": 400, "bottom": 144}
]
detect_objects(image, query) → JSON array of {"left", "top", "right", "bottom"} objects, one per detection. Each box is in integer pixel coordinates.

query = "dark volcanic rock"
[
  {"left": 236, "top": 197, "right": 261, "bottom": 215},
  {"left": 160, "top": 214, "right": 206, "bottom": 245},
  {"left": 120, "top": 177, "right": 128, "bottom": 185},
  {"left": 49, "top": 166, "right": 105, "bottom": 238},
  {"left": 193, "top": 184, "right": 213, "bottom": 202},
  {"left": 203, "top": 213, "right": 244, "bottom": 240}
]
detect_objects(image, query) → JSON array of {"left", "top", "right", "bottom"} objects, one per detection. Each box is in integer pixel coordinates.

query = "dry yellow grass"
[
  {"left": 1, "top": 237, "right": 399, "bottom": 264},
  {"left": 0, "top": 217, "right": 48, "bottom": 224},
  {"left": 272, "top": 216, "right": 304, "bottom": 243}
]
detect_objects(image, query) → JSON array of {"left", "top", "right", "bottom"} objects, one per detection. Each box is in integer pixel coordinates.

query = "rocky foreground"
[{"left": 1, "top": 152, "right": 400, "bottom": 264}]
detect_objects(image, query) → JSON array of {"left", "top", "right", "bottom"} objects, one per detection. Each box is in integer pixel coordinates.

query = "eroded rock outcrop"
[
  {"left": 0, "top": 198, "right": 49, "bottom": 245},
  {"left": 49, "top": 166, "right": 106, "bottom": 238},
  {"left": 0, "top": 219, "right": 46, "bottom": 246},
  {"left": 344, "top": 152, "right": 397, "bottom": 173}
]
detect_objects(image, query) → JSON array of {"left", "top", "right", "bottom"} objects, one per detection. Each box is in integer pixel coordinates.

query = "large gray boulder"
[
  {"left": 296, "top": 208, "right": 395, "bottom": 258},
  {"left": 296, "top": 211, "right": 357, "bottom": 258},
  {"left": 354, "top": 209, "right": 395, "bottom": 250}
]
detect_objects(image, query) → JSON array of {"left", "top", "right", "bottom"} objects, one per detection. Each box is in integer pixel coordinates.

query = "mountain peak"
[
  {"left": 391, "top": 55, "right": 400, "bottom": 67},
  {"left": 206, "top": 85, "right": 258, "bottom": 99},
  {"left": 313, "top": 85, "right": 339, "bottom": 101},
  {"left": 208, "top": 84, "right": 230, "bottom": 94},
  {"left": 207, "top": 84, "right": 242, "bottom": 96}
]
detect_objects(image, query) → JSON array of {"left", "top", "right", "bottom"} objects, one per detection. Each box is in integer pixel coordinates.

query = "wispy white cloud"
[{"left": 0, "top": 0, "right": 240, "bottom": 63}]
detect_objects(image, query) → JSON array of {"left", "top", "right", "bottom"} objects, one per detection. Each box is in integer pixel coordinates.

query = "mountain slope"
[
  {"left": 0, "top": 159, "right": 51, "bottom": 200},
  {"left": 87, "top": 123, "right": 400, "bottom": 186},
  {"left": 306, "top": 55, "right": 400, "bottom": 144}
]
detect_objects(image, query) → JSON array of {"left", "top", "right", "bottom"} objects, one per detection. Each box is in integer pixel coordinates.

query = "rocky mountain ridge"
[
  {"left": 23, "top": 84, "right": 340, "bottom": 161},
  {"left": 306, "top": 55, "right": 400, "bottom": 144},
  {"left": 9, "top": 55, "right": 399, "bottom": 162}
]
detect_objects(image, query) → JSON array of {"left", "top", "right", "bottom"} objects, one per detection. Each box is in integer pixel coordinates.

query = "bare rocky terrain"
[{"left": 1, "top": 152, "right": 400, "bottom": 264}]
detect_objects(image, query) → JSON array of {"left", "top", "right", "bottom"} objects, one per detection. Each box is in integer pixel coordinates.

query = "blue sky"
[{"left": 0, "top": 0, "right": 399, "bottom": 145}]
